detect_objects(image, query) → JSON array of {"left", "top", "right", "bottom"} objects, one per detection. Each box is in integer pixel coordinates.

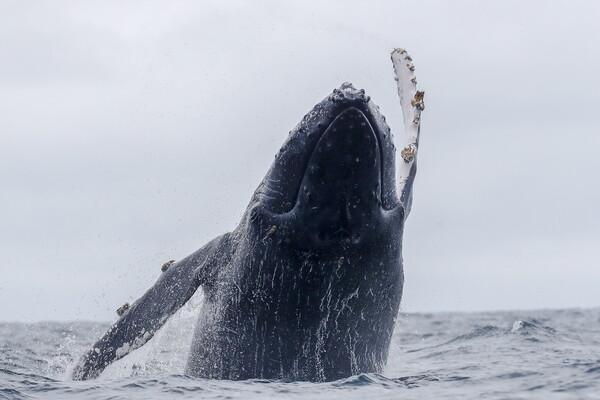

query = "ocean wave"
[{"left": 2, "top": 308, "right": 600, "bottom": 399}]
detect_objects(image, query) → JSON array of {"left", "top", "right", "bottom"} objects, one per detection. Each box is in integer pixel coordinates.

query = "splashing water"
[{"left": 100, "top": 288, "right": 206, "bottom": 379}]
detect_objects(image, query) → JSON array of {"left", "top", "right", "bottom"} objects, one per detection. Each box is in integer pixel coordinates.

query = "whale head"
[{"left": 248, "top": 82, "right": 403, "bottom": 249}]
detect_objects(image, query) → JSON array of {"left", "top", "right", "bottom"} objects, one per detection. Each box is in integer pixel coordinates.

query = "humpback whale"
[{"left": 73, "top": 49, "right": 424, "bottom": 382}]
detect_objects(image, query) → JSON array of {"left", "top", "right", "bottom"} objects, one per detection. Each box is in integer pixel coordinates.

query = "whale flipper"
[
  {"left": 72, "top": 232, "right": 232, "bottom": 380},
  {"left": 391, "top": 48, "right": 424, "bottom": 218}
]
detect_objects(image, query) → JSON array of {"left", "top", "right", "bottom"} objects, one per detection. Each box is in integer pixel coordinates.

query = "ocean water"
[{"left": 1, "top": 307, "right": 599, "bottom": 399}]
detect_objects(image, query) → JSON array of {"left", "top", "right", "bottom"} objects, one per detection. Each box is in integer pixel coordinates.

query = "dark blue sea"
[{"left": 2, "top": 306, "right": 599, "bottom": 399}]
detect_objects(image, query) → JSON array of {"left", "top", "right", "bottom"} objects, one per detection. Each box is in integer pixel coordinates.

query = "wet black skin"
[{"left": 72, "top": 83, "right": 416, "bottom": 382}]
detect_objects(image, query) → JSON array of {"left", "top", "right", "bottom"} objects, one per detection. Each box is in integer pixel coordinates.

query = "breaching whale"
[{"left": 73, "top": 49, "right": 424, "bottom": 382}]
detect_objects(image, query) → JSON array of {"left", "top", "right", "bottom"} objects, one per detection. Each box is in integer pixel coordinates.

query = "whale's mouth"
[
  {"left": 291, "top": 107, "right": 384, "bottom": 246},
  {"left": 295, "top": 107, "right": 382, "bottom": 208},
  {"left": 296, "top": 107, "right": 383, "bottom": 205}
]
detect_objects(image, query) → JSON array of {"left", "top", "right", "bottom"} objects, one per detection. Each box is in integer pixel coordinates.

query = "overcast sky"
[{"left": 1, "top": 0, "right": 599, "bottom": 322}]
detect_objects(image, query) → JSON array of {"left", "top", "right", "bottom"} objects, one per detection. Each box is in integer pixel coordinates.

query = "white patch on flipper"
[{"left": 99, "top": 288, "right": 206, "bottom": 379}]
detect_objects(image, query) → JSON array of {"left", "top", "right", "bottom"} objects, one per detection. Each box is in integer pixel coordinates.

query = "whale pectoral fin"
[
  {"left": 391, "top": 48, "right": 424, "bottom": 218},
  {"left": 72, "top": 233, "right": 232, "bottom": 380}
]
